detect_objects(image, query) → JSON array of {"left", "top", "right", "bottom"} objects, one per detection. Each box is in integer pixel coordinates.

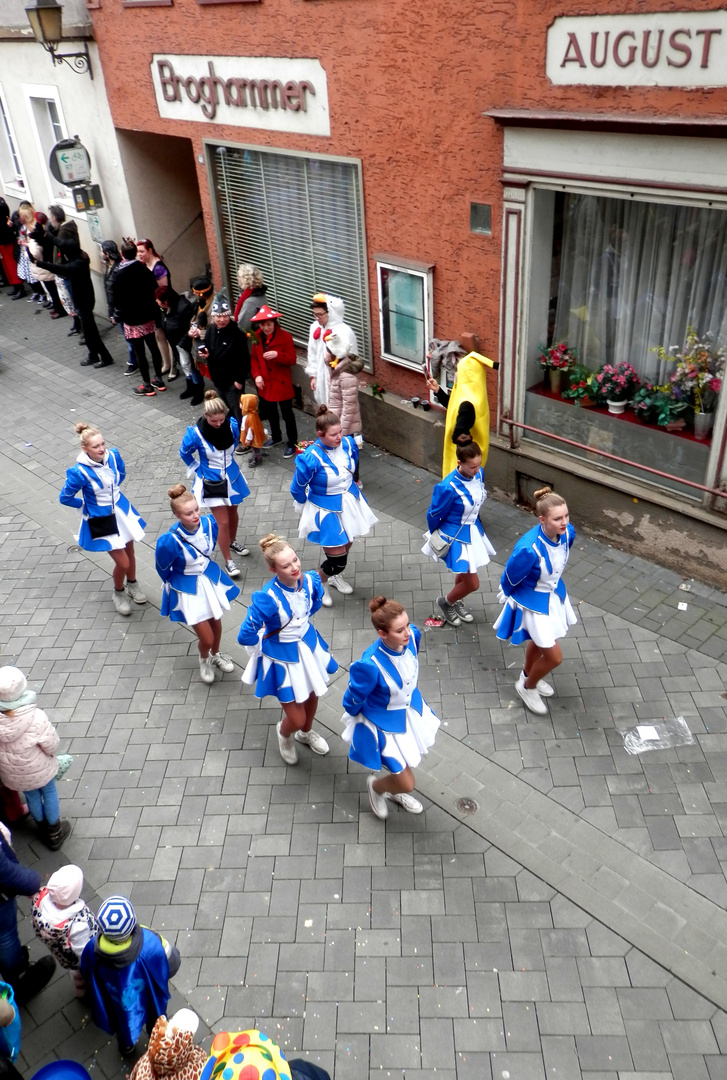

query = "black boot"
[
  {"left": 189, "top": 388, "right": 205, "bottom": 406},
  {"left": 44, "top": 819, "right": 72, "bottom": 850},
  {"left": 179, "top": 378, "right": 195, "bottom": 400},
  {"left": 10, "top": 284, "right": 26, "bottom": 300},
  {"left": 8, "top": 949, "right": 56, "bottom": 1006}
]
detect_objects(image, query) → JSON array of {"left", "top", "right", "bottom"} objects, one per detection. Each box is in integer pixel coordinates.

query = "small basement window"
[{"left": 470, "top": 202, "right": 492, "bottom": 235}]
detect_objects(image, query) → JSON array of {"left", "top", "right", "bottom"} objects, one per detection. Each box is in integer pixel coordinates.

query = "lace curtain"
[{"left": 552, "top": 193, "right": 727, "bottom": 383}]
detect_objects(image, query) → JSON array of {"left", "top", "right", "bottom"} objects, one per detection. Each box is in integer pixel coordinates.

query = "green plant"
[
  {"left": 562, "top": 365, "right": 597, "bottom": 404},
  {"left": 537, "top": 341, "right": 578, "bottom": 371},
  {"left": 370, "top": 383, "right": 385, "bottom": 399},
  {"left": 594, "top": 361, "right": 640, "bottom": 403},
  {"left": 629, "top": 383, "right": 688, "bottom": 426},
  {"left": 654, "top": 326, "right": 725, "bottom": 414}
]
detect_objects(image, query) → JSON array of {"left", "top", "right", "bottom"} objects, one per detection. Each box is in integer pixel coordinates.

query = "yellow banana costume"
[{"left": 442, "top": 351, "right": 494, "bottom": 477}]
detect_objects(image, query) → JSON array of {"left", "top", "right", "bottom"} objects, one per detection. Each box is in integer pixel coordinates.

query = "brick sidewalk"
[{"left": 1, "top": 293, "right": 727, "bottom": 1078}]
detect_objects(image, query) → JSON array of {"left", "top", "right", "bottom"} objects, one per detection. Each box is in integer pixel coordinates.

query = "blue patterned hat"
[{"left": 97, "top": 896, "right": 136, "bottom": 940}]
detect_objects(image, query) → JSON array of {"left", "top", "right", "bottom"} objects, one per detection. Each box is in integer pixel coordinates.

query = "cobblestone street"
[{"left": 2, "top": 296, "right": 727, "bottom": 1080}]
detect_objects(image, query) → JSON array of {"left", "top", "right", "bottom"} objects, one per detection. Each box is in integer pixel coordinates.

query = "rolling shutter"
[{"left": 210, "top": 144, "right": 371, "bottom": 367}]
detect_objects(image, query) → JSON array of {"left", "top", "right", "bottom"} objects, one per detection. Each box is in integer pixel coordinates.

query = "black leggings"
[
  {"left": 129, "top": 332, "right": 163, "bottom": 383},
  {"left": 261, "top": 397, "right": 298, "bottom": 448},
  {"left": 78, "top": 307, "right": 113, "bottom": 364}
]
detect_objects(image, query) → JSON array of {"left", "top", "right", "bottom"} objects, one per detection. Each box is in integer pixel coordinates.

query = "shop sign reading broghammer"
[
  {"left": 547, "top": 10, "right": 727, "bottom": 86},
  {"left": 151, "top": 55, "right": 330, "bottom": 136}
]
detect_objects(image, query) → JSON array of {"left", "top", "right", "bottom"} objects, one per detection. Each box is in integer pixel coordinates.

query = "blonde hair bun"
[
  {"left": 369, "top": 596, "right": 387, "bottom": 614},
  {"left": 74, "top": 421, "right": 91, "bottom": 435},
  {"left": 204, "top": 389, "right": 218, "bottom": 401},
  {"left": 167, "top": 483, "right": 187, "bottom": 499}
]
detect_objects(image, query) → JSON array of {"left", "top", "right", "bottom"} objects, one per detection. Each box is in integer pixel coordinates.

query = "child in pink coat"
[{"left": 0, "top": 667, "right": 71, "bottom": 850}]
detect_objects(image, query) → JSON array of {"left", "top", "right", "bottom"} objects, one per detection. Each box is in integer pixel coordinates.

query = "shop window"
[
  {"left": 24, "top": 87, "right": 73, "bottom": 206},
  {"left": 523, "top": 188, "right": 727, "bottom": 496},
  {"left": 470, "top": 202, "right": 492, "bottom": 235},
  {"left": 0, "top": 86, "right": 28, "bottom": 197},
  {"left": 209, "top": 142, "right": 371, "bottom": 368},
  {"left": 376, "top": 258, "right": 433, "bottom": 371}
]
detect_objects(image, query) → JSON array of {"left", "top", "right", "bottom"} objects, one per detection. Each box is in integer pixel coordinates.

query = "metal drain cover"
[
  {"left": 455, "top": 797, "right": 478, "bottom": 816},
  {"left": 67, "top": 545, "right": 81, "bottom": 554}
]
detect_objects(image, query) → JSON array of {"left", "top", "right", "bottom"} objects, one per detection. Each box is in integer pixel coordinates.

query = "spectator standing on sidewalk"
[
  {"left": 59, "top": 421, "right": 148, "bottom": 617},
  {"left": 184, "top": 276, "right": 215, "bottom": 407},
  {"left": 0, "top": 199, "right": 22, "bottom": 298},
  {"left": 155, "top": 485, "right": 240, "bottom": 685},
  {"left": 191, "top": 289, "right": 249, "bottom": 424},
  {"left": 249, "top": 304, "right": 298, "bottom": 457},
  {"left": 101, "top": 240, "right": 135, "bottom": 369},
  {"left": 136, "top": 238, "right": 174, "bottom": 375},
  {"left": 235, "top": 263, "right": 267, "bottom": 332},
  {"left": 0, "top": 821, "right": 56, "bottom": 1005},
  {"left": 46, "top": 206, "right": 77, "bottom": 322},
  {"left": 305, "top": 293, "right": 353, "bottom": 406},
  {"left": 112, "top": 240, "right": 166, "bottom": 394},
  {"left": 155, "top": 285, "right": 193, "bottom": 384}
]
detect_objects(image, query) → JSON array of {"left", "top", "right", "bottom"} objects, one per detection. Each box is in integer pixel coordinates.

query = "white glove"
[
  {"left": 244, "top": 644, "right": 259, "bottom": 658},
  {"left": 293, "top": 501, "right": 306, "bottom": 513},
  {"left": 497, "top": 586, "right": 507, "bottom": 605},
  {"left": 354, "top": 433, "right": 364, "bottom": 448}
]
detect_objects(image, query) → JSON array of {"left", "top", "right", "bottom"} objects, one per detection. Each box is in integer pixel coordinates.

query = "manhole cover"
[
  {"left": 67, "top": 545, "right": 81, "bottom": 554},
  {"left": 455, "top": 797, "right": 478, "bottom": 816}
]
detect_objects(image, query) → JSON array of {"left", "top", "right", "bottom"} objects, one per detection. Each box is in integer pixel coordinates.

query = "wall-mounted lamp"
[{"left": 25, "top": 0, "right": 93, "bottom": 78}]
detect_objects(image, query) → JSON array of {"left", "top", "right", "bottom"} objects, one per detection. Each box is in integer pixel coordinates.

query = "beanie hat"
[
  {"left": 211, "top": 289, "right": 231, "bottom": 316},
  {"left": 34, "top": 212, "right": 48, "bottom": 226},
  {"left": 97, "top": 895, "right": 136, "bottom": 940},
  {"left": 0, "top": 668, "right": 27, "bottom": 703},
  {"left": 47, "top": 865, "right": 84, "bottom": 908},
  {"left": 191, "top": 276, "right": 213, "bottom": 294},
  {"left": 200, "top": 1030, "right": 291, "bottom": 1080}
]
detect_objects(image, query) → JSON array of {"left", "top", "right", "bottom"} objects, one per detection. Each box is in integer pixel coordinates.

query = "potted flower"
[
  {"left": 594, "top": 362, "right": 640, "bottom": 414},
  {"left": 629, "top": 383, "right": 687, "bottom": 428},
  {"left": 537, "top": 341, "right": 578, "bottom": 395},
  {"left": 654, "top": 327, "right": 725, "bottom": 440},
  {"left": 561, "top": 365, "right": 597, "bottom": 406}
]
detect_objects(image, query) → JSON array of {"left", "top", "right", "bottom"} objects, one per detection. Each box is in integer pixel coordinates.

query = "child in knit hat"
[
  {"left": 81, "top": 895, "right": 181, "bottom": 1055},
  {"left": 32, "top": 865, "right": 100, "bottom": 996},
  {"left": 0, "top": 667, "right": 71, "bottom": 851}
]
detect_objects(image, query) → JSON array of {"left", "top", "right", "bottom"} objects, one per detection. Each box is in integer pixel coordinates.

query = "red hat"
[{"left": 250, "top": 304, "right": 282, "bottom": 322}]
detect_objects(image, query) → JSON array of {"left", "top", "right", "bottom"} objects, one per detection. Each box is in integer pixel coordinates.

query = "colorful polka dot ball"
[{"left": 200, "top": 1031, "right": 291, "bottom": 1080}]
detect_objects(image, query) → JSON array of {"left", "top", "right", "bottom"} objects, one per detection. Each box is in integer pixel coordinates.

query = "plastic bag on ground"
[{"left": 622, "top": 716, "right": 695, "bottom": 755}]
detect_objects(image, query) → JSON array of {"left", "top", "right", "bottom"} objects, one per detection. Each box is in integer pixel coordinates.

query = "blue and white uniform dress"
[
  {"left": 179, "top": 420, "right": 250, "bottom": 509},
  {"left": 238, "top": 572, "right": 338, "bottom": 703},
  {"left": 155, "top": 517, "right": 240, "bottom": 625},
  {"left": 59, "top": 449, "right": 146, "bottom": 553},
  {"left": 291, "top": 438, "right": 378, "bottom": 546},
  {"left": 422, "top": 466, "right": 496, "bottom": 572},
  {"left": 494, "top": 523, "right": 577, "bottom": 649},
  {"left": 341, "top": 627, "right": 440, "bottom": 773}
]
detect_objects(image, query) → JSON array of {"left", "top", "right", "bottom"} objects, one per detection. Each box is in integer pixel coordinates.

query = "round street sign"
[{"left": 49, "top": 139, "right": 92, "bottom": 186}]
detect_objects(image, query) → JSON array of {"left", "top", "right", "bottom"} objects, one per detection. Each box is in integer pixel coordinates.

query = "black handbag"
[
  {"left": 88, "top": 512, "right": 118, "bottom": 539},
  {"left": 203, "top": 477, "right": 228, "bottom": 499}
]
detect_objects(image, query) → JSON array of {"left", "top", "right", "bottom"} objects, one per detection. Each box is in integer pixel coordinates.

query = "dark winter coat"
[
  {"left": 35, "top": 243, "right": 95, "bottom": 311},
  {"left": 52, "top": 220, "right": 79, "bottom": 264},
  {"left": 0, "top": 201, "right": 17, "bottom": 246},
  {"left": 159, "top": 288, "right": 194, "bottom": 349},
  {"left": 202, "top": 319, "right": 250, "bottom": 390},
  {"left": 111, "top": 261, "right": 158, "bottom": 328},
  {"left": 104, "top": 260, "right": 123, "bottom": 320},
  {"left": 250, "top": 324, "right": 297, "bottom": 402}
]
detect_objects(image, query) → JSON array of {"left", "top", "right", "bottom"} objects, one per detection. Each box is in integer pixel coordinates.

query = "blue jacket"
[
  {"left": 0, "top": 832, "right": 41, "bottom": 900},
  {"left": 426, "top": 467, "right": 487, "bottom": 544},
  {"left": 238, "top": 572, "right": 325, "bottom": 661},
  {"left": 342, "top": 626, "right": 423, "bottom": 734},
  {"left": 179, "top": 420, "right": 249, "bottom": 494},
  {"left": 500, "top": 523, "right": 576, "bottom": 614},
  {"left": 290, "top": 437, "right": 361, "bottom": 511},
  {"left": 59, "top": 450, "right": 137, "bottom": 535},
  {"left": 155, "top": 517, "right": 239, "bottom": 619}
]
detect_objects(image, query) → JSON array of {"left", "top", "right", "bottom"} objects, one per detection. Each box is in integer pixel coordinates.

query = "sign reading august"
[
  {"left": 547, "top": 11, "right": 727, "bottom": 86},
  {"left": 151, "top": 55, "right": 330, "bottom": 136}
]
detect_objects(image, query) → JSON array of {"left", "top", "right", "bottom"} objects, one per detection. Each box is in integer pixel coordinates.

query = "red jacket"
[{"left": 251, "top": 324, "right": 297, "bottom": 402}]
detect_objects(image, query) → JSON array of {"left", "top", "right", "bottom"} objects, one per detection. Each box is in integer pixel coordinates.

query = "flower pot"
[
  {"left": 548, "top": 369, "right": 562, "bottom": 394},
  {"left": 578, "top": 397, "right": 596, "bottom": 408},
  {"left": 606, "top": 399, "right": 627, "bottom": 415},
  {"left": 694, "top": 410, "right": 714, "bottom": 440}
]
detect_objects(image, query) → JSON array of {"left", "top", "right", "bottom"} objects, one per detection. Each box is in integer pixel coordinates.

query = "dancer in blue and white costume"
[
  {"left": 290, "top": 405, "right": 377, "bottom": 607},
  {"left": 422, "top": 440, "right": 495, "bottom": 627},
  {"left": 494, "top": 486, "right": 577, "bottom": 716},
  {"left": 341, "top": 596, "right": 440, "bottom": 819},
  {"left": 179, "top": 390, "right": 251, "bottom": 580},
  {"left": 238, "top": 534, "right": 336, "bottom": 765},
  {"left": 60, "top": 421, "right": 147, "bottom": 618},
  {"left": 155, "top": 484, "right": 240, "bottom": 685}
]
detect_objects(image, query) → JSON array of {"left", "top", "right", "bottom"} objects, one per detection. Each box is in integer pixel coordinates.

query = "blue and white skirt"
[
  {"left": 422, "top": 526, "right": 496, "bottom": 573},
  {"left": 298, "top": 491, "right": 378, "bottom": 547},
  {"left": 250, "top": 632, "right": 338, "bottom": 704},
  {"left": 342, "top": 703, "right": 440, "bottom": 774},
  {"left": 77, "top": 503, "right": 146, "bottom": 553},
  {"left": 163, "top": 573, "right": 238, "bottom": 625},
  {"left": 192, "top": 470, "right": 250, "bottom": 509},
  {"left": 494, "top": 593, "right": 577, "bottom": 649}
]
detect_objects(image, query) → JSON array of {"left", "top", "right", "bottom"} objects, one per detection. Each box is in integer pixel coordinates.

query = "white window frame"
[
  {"left": 21, "top": 84, "right": 76, "bottom": 211},
  {"left": 375, "top": 255, "right": 434, "bottom": 372},
  {"left": 0, "top": 85, "right": 29, "bottom": 199}
]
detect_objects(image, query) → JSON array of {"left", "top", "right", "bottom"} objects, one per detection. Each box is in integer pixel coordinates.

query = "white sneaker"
[
  {"left": 224, "top": 559, "right": 240, "bottom": 578},
  {"left": 328, "top": 574, "right": 353, "bottom": 595},
  {"left": 125, "top": 580, "right": 147, "bottom": 604},
  {"left": 112, "top": 589, "right": 132, "bottom": 616},
  {"left": 276, "top": 720, "right": 298, "bottom": 765},
  {"left": 367, "top": 775, "right": 388, "bottom": 819},
  {"left": 199, "top": 655, "right": 215, "bottom": 684},
  {"left": 321, "top": 587, "right": 333, "bottom": 607},
  {"left": 211, "top": 652, "right": 235, "bottom": 673},
  {"left": 536, "top": 678, "right": 554, "bottom": 697},
  {"left": 386, "top": 791, "right": 423, "bottom": 814},
  {"left": 230, "top": 540, "right": 250, "bottom": 556},
  {"left": 452, "top": 600, "right": 474, "bottom": 623},
  {"left": 294, "top": 729, "right": 330, "bottom": 755},
  {"left": 515, "top": 671, "right": 548, "bottom": 715}
]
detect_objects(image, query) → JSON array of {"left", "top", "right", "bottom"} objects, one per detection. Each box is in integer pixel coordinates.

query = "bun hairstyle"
[
  {"left": 259, "top": 532, "right": 293, "bottom": 569},
  {"left": 534, "top": 486, "right": 567, "bottom": 516},
  {"left": 315, "top": 404, "right": 341, "bottom": 433},
  {"left": 202, "top": 390, "right": 228, "bottom": 418},
  {"left": 75, "top": 421, "right": 102, "bottom": 446},
  {"left": 456, "top": 440, "right": 482, "bottom": 463},
  {"left": 168, "top": 484, "right": 196, "bottom": 515},
  {"left": 369, "top": 595, "right": 406, "bottom": 633}
]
